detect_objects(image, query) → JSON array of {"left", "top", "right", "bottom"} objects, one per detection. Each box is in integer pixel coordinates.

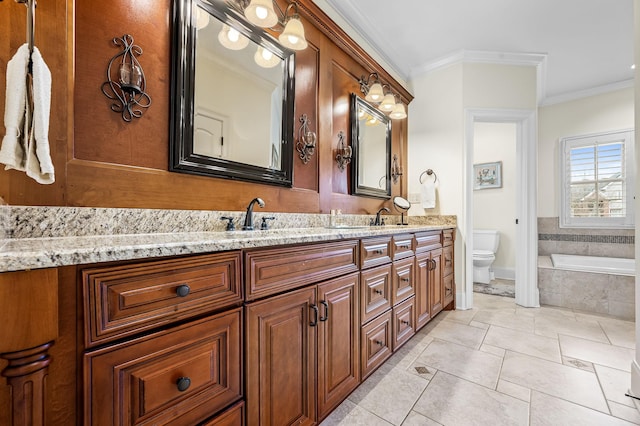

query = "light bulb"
[
  {"left": 228, "top": 28, "right": 240, "bottom": 42},
  {"left": 256, "top": 6, "right": 267, "bottom": 19}
]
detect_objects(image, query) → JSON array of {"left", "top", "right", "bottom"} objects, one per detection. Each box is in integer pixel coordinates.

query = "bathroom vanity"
[{"left": 0, "top": 223, "right": 455, "bottom": 425}]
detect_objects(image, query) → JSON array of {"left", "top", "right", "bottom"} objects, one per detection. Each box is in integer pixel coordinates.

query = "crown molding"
[{"left": 540, "top": 79, "right": 634, "bottom": 106}]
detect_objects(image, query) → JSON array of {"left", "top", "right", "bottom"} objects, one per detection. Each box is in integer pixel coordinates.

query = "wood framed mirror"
[
  {"left": 170, "top": 0, "right": 295, "bottom": 187},
  {"left": 350, "top": 93, "right": 391, "bottom": 199}
]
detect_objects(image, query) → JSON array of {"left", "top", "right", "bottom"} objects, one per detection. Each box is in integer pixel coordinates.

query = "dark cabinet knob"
[
  {"left": 374, "top": 249, "right": 384, "bottom": 255},
  {"left": 401, "top": 277, "right": 410, "bottom": 282},
  {"left": 374, "top": 289, "right": 383, "bottom": 295},
  {"left": 375, "top": 340, "right": 384, "bottom": 346},
  {"left": 401, "top": 320, "right": 410, "bottom": 325},
  {"left": 176, "top": 377, "right": 191, "bottom": 392},
  {"left": 176, "top": 284, "right": 191, "bottom": 297}
]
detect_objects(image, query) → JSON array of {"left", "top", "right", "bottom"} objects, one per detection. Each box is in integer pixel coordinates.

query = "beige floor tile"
[
  {"left": 469, "top": 320, "right": 489, "bottom": 330},
  {"left": 411, "top": 339, "right": 502, "bottom": 388},
  {"left": 501, "top": 351, "right": 609, "bottom": 413},
  {"left": 562, "top": 356, "right": 595, "bottom": 372},
  {"left": 400, "top": 411, "right": 442, "bottom": 426},
  {"left": 386, "top": 335, "right": 434, "bottom": 370},
  {"left": 473, "top": 293, "right": 517, "bottom": 312},
  {"left": 319, "top": 399, "right": 393, "bottom": 426},
  {"left": 480, "top": 343, "right": 506, "bottom": 358},
  {"left": 559, "top": 335, "right": 635, "bottom": 371},
  {"left": 599, "top": 319, "right": 636, "bottom": 349},
  {"left": 595, "top": 364, "right": 636, "bottom": 408},
  {"left": 609, "top": 400, "right": 640, "bottom": 424},
  {"left": 497, "top": 379, "right": 531, "bottom": 402},
  {"left": 347, "top": 363, "right": 429, "bottom": 425},
  {"left": 473, "top": 309, "right": 535, "bottom": 333},
  {"left": 413, "top": 371, "right": 529, "bottom": 426},
  {"left": 535, "top": 315, "right": 609, "bottom": 343},
  {"left": 438, "top": 307, "right": 478, "bottom": 324},
  {"left": 484, "top": 325, "right": 562, "bottom": 362},
  {"left": 426, "top": 318, "right": 488, "bottom": 349},
  {"left": 530, "top": 391, "right": 635, "bottom": 426}
]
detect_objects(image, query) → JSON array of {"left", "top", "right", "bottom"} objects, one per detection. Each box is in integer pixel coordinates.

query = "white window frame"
[{"left": 559, "top": 129, "right": 635, "bottom": 229}]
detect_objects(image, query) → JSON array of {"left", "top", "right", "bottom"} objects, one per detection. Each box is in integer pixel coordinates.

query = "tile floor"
[
  {"left": 320, "top": 293, "right": 639, "bottom": 425},
  {"left": 473, "top": 278, "right": 516, "bottom": 298}
]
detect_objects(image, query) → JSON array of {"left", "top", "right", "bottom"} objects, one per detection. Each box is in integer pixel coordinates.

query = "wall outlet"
[{"left": 408, "top": 193, "right": 421, "bottom": 203}]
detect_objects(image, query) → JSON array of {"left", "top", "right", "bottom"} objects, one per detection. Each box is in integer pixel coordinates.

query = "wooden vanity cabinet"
[
  {"left": 245, "top": 269, "right": 360, "bottom": 425},
  {"left": 442, "top": 230, "right": 456, "bottom": 308},
  {"left": 414, "top": 231, "right": 443, "bottom": 330}
]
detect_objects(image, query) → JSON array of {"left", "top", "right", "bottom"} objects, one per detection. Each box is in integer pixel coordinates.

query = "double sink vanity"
[{"left": 0, "top": 208, "right": 455, "bottom": 425}]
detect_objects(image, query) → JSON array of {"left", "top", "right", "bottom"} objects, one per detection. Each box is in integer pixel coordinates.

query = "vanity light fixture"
[
  {"left": 335, "top": 130, "right": 352, "bottom": 171},
  {"left": 254, "top": 46, "right": 280, "bottom": 68},
  {"left": 101, "top": 34, "right": 152, "bottom": 122},
  {"left": 359, "top": 72, "right": 406, "bottom": 119},
  {"left": 295, "top": 114, "right": 317, "bottom": 164},
  {"left": 227, "top": 0, "right": 309, "bottom": 51},
  {"left": 391, "top": 154, "right": 403, "bottom": 183},
  {"left": 359, "top": 73, "right": 384, "bottom": 103},
  {"left": 218, "top": 24, "right": 249, "bottom": 50},
  {"left": 378, "top": 90, "right": 396, "bottom": 112},
  {"left": 389, "top": 102, "right": 407, "bottom": 120}
]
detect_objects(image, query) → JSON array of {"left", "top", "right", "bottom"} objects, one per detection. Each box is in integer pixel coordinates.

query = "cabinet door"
[
  {"left": 360, "top": 264, "right": 392, "bottom": 324},
  {"left": 317, "top": 273, "right": 360, "bottom": 419},
  {"left": 392, "top": 256, "right": 415, "bottom": 305},
  {"left": 430, "top": 249, "right": 443, "bottom": 316},
  {"left": 360, "top": 311, "right": 392, "bottom": 379},
  {"left": 246, "top": 287, "right": 316, "bottom": 426},
  {"left": 414, "top": 253, "right": 431, "bottom": 330}
]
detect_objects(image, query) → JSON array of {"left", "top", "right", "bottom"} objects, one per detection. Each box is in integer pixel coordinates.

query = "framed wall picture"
[{"left": 473, "top": 161, "right": 502, "bottom": 190}]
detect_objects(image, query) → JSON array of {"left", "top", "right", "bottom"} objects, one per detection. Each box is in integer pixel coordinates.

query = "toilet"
[{"left": 473, "top": 230, "right": 500, "bottom": 284}]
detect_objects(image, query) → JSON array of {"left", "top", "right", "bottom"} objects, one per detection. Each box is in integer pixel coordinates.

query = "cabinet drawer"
[
  {"left": 360, "top": 236, "right": 392, "bottom": 269},
  {"left": 392, "top": 256, "right": 415, "bottom": 305},
  {"left": 201, "top": 401, "right": 244, "bottom": 426},
  {"left": 245, "top": 240, "right": 359, "bottom": 301},
  {"left": 391, "top": 233, "right": 414, "bottom": 260},
  {"left": 84, "top": 308, "right": 243, "bottom": 426},
  {"left": 361, "top": 264, "right": 392, "bottom": 325},
  {"left": 414, "top": 231, "right": 442, "bottom": 253},
  {"left": 392, "top": 296, "right": 415, "bottom": 351},
  {"left": 442, "top": 229, "right": 454, "bottom": 246},
  {"left": 83, "top": 252, "right": 242, "bottom": 347},
  {"left": 361, "top": 311, "right": 392, "bottom": 380},
  {"left": 443, "top": 245, "right": 454, "bottom": 277}
]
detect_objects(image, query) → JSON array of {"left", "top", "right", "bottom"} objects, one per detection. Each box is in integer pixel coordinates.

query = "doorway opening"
[{"left": 461, "top": 109, "right": 539, "bottom": 309}]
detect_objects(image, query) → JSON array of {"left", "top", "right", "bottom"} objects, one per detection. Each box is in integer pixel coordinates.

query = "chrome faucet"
[
  {"left": 242, "top": 197, "right": 265, "bottom": 230},
  {"left": 373, "top": 207, "right": 390, "bottom": 226}
]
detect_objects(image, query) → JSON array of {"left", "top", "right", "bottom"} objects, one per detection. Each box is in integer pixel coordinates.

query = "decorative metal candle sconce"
[
  {"left": 335, "top": 130, "right": 352, "bottom": 171},
  {"left": 391, "top": 154, "right": 403, "bottom": 183},
  {"left": 101, "top": 34, "right": 151, "bottom": 122},
  {"left": 295, "top": 114, "right": 317, "bottom": 164}
]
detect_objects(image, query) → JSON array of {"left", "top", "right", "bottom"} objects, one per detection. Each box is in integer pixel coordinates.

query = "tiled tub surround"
[
  {"left": 538, "top": 256, "right": 635, "bottom": 320},
  {"left": 0, "top": 206, "right": 456, "bottom": 272},
  {"left": 538, "top": 217, "right": 635, "bottom": 259},
  {"left": 536, "top": 218, "right": 635, "bottom": 320}
]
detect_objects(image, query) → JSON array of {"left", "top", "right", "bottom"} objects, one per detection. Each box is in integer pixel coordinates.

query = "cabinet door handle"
[
  {"left": 374, "top": 289, "right": 383, "bottom": 295},
  {"left": 375, "top": 340, "right": 384, "bottom": 346},
  {"left": 401, "top": 277, "right": 410, "bottom": 282},
  {"left": 176, "top": 377, "right": 191, "bottom": 392},
  {"left": 319, "top": 300, "right": 329, "bottom": 322},
  {"left": 374, "top": 249, "right": 384, "bottom": 255},
  {"left": 430, "top": 259, "right": 437, "bottom": 270},
  {"left": 401, "top": 245, "right": 410, "bottom": 249},
  {"left": 401, "top": 320, "right": 411, "bottom": 325},
  {"left": 176, "top": 284, "right": 191, "bottom": 297},
  {"left": 310, "top": 304, "right": 319, "bottom": 326}
]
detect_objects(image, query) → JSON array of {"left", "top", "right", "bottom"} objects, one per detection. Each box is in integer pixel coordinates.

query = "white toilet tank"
[{"left": 473, "top": 230, "right": 500, "bottom": 253}]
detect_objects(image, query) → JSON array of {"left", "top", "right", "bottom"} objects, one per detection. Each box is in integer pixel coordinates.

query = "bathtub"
[{"left": 550, "top": 253, "right": 635, "bottom": 276}]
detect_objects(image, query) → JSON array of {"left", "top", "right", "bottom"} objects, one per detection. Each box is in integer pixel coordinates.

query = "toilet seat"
[{"left": 473, "top": 249, "right": 494, "bottom": 259}]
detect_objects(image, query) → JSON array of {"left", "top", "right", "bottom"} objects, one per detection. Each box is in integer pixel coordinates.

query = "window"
[{"left": 560, "top": 129, "right": 635, "bottom": 228}]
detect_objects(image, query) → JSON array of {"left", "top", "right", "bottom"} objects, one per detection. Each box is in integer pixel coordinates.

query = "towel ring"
[{"left": 419, "top": 169, "right": 438, "bottom": 184}]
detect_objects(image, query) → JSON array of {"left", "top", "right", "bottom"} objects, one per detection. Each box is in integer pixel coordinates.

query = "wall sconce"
[
  {"left": 296, "top": 114, "right": 316, "bottom": 164},
  {"left": 101, "top": 34, "right": 151, "bottom": 122},
  {"left": 391, "top": 154, "right": 403, "bottom": 183},
  {"left": 335, "top": 130, "right": 352, "bottom": 171},
  {"left": 358, "top": 72, "right": 407, "bottom": 120},
  {"left": 224, "top": 0, "right": 309, "bottom": 51}
]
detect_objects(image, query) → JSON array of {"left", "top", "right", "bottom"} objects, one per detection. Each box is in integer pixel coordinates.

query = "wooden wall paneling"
[
  {"left": 292, "top": 18, "right": 320, "bottom": 192},
  {"left": 74, "top": 0, "right": 170, "bottom": 169},
  {"left": 0, "top": 0, "right": 68, "bottom": 206}
]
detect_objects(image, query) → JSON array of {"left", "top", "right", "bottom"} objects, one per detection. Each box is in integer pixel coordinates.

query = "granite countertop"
[{"left": 1, "top": 224, "right": 453, "bottom": 272}]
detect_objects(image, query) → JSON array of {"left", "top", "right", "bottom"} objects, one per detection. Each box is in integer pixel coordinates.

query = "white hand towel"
[
  {"left": 0, "top": 44, "right": 54, "bottom": 184},
  {"left": 421, "top": 179, "right": 437, "bottom": 209}
]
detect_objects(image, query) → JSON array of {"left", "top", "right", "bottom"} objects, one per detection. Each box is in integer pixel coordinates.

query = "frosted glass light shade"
[
  {"left": 365, "top": 82, "right": 384, "bottom": 103},
  {"left": 218, "top": 25, "right": 249, "bottom": 50},
  {"left": 378, "top": 93, "right": 396, "bottom": 112},
  {"left": 255, "top": 46, "right": 280, "bottom": 68},
  {"left": 279, "top": 17, "right": 308, "bottom": 50},
  {"left": 389, "top": 103, "right": 407, "bottom": 119},
  {"left": 196, "top": 8, "right": 210, "bottom": 30},
  {"left": 244, "top": 0, "right": 278, "bottom": 28}
]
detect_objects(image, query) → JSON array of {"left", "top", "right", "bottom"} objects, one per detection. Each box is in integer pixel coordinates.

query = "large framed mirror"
[
  {"left": 350, "top": 94, "right": 391, "bottom": 199},
  {"left": 170, "top": 0, "right": 295, "bottom": 186}
]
